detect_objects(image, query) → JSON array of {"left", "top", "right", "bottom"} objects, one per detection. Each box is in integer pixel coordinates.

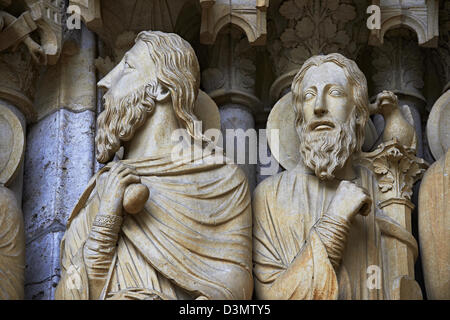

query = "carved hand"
[
  {"left": 98, "top": 162, "right": 141, "bottom": 217},
  {"left": 327, "top": 180, "right": 372, "bottom": 221}
]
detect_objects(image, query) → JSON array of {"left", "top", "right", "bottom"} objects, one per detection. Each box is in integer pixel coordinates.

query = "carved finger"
[
  {"left": 118, "top": 168, "right": 137, "bottom": 178},
  {"left": 120, "top": 174, "right": 141, "bottom": 186}
]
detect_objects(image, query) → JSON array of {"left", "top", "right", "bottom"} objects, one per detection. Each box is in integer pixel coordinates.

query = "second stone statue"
[{"left": 55, "top": 31, "right": 253, "bottom": 300}]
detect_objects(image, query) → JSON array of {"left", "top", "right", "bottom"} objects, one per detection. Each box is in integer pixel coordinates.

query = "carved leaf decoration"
[
  {"left": 279, "top": 0, "right": 303, "bottom": 20},
  {"left": 398, "top": 157, "right": 412, "bottom": 174},
  {"left": 201, "top": 68, "right": 225, "bottom": 92},
  {"left": 323, "top": 17, "right": 337, "bottom": 39},
  {"left": 373, "top": 156, "right": 394, "bottom": 192},
  {"left": 280, "top": 28, "right": 298, "bottom": 48},
  {"left": 295, "top": 17, "right": 314, "bottom": 39},
  {"left": 334, "top": 4, "right": 357, "bottom": 23},
  {"left": 270, "top": 0, "right": 365, "bottom": 77},
  {"left": 327, "top": 0, "right": 340, "bottom": 11},
  {"left": 289, "top": 46, "right": 310, "bottom": 65},
  {"left": 372, "top": 38, "right": 424, "bottom": 95},
  {"left": 294, "top": 0, "right": 310, "bottom": 8},
  {"left": 400, "top": 160, "right": 426, "bottom": 199}
]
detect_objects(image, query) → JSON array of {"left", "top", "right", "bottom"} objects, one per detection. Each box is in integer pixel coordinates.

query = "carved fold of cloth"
[
  {"left": 56, "top": 151, "right": 253, "bottom": 300},
  {"left": 0, "top": 186, "right": 25, "bottom": 300},
  {"left": 253, "top": 164, "right": 394, "bottom": 300}
]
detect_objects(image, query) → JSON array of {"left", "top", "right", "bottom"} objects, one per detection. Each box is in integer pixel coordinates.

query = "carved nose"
[
  {"left": 314, "top": 103, "right": 328, "bottom": 117},
  {"left": 97, "top": 76, "right": 111, "bottom": 90}
]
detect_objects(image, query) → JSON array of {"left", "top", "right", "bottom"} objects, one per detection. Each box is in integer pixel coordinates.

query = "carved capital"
[
  {"left": 360, "top": 140, "right": 428, "bottom": 202},
  {"left": 0, "top": 0, "right": 66, "bottom": 65},
  {"left": 0, "top": 45, "right": 38, "bottom": 122},
  {"left": 202, "top": 28, "right": 261, "bottom": 114},
  {"left": 368, "top": 0, "right": 439, "bottom": 48},
  {"left": 200, "top": 0, "right": 268, "bottom": 45}
]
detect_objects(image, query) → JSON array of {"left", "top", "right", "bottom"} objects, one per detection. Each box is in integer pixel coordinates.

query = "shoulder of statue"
[{"left": 253, "top": 170, "right": 292, "bottom": 199}]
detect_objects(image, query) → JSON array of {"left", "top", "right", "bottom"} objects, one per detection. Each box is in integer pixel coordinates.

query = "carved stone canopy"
[{"left": 369, "top": 0, "right": 440, "bottom": 48}]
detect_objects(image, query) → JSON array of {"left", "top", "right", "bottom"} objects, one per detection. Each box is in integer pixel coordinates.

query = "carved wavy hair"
[
  {"left": 291, "top": 53, "right": 369, "bottom": 152},
  {"left": 96, "top": 31, "right": 202, "bottom": 163}
]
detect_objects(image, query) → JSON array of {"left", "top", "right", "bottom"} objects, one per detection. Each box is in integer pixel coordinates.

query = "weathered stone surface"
[
  {"left": 23, "top": 109, "right": 95, "bottom": 241},
  {"left": 33, "top": 25, "right": 96, "bottom": 121},
  {"left": 25, "top": 231, "right": 63, "bottom": 300},
  {"left": 419, "top": 149, "right": 450, "bottom": 300}
]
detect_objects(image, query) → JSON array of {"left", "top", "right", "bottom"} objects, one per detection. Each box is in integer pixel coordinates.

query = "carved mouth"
[{"left": 309, "top": 120, "right": 335, "bottom": 131}]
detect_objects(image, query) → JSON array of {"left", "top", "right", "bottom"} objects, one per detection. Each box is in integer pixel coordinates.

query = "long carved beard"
[
  {"left": 299, "top": 111, "right": 358, "bottom": 180},
  {"left": 95, "top": 84, "right": 156, "bottom": 163}
]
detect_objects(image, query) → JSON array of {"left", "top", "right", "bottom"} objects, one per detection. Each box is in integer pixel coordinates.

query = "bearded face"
[
  {"left": 95, "top": 83, "right": 157, "bottom": 163},
  {"left": 298, "top": 108, "right": 359, "bottom": 180}
]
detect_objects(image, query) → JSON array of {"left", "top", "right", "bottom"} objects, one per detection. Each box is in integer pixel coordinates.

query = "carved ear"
[{"left": 155, "top": 84, "right": 170, "bottom": 102}]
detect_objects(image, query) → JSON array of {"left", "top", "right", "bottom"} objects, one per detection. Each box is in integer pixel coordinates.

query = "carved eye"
[
  {"left": 304, "top": 92, "right": 315, "bottom": 100},
  {"left": 329, "top": 89, "right": 342, "bottom": 96}
]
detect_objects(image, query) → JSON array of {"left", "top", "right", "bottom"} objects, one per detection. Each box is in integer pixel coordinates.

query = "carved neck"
[{"left": 123, "top": 99, "right": 181, "bottom": 159}]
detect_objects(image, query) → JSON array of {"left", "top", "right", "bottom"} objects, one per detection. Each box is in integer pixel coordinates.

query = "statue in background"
[
  {"left": 55, "top": 31, "right": 253, "bottom": 300},
  {"left": 254, "top": 53, "right": 424, "bottom": 300},
  {"left": 0, "top": 103, "right": 25, "bottom": 300},
  {"left": 0, "top": 186, "right": 24, "bottom": 299},
  {"left": 418, "top": 90, "right": 450, "bottom": 300}
]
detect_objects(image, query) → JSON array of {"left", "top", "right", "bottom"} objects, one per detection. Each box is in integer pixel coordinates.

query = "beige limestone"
[
  {"left": 418, "top": 144, "right": 449, "bottom": 300},
  {"left": 255, "top": 53, "right": 424, "bottom": 300},
  {"left": 426, "top": 89, "right": 450, "bottom": 161},
  {"left": 0, "top": 185, "right": 25, "bottom": 299},
  {"left": 0, "top": 102, "right": 25, "bottom": 299},
  {"left": 56, "top": 31, "right": 253, "bottom": 300}
]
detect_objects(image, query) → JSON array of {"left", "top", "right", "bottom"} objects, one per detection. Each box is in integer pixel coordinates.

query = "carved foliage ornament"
[
  {"left": 269, "top": 0, "right": 367, "bottom": 77},
  {"left": 360, "top": 140, "right": 428, "bottom": 201},
  {"left": 371, "top": 36, "right": 425, "bottom": 100}
]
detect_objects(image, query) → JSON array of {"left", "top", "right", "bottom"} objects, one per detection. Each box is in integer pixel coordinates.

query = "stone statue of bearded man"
[
  {"left": 56, "top": 31, "right": 253, "bottom": 300},
  {"left": 253, "top": 53, "right": 393, "bottom": 299}
]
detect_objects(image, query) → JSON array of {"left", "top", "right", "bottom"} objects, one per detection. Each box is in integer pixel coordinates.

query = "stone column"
[
  {"left": 202, "top": 28, "right": 260, "bottom": 193},
  {"left": 22, "top": 24, "right": 97, "bottom": 300}
]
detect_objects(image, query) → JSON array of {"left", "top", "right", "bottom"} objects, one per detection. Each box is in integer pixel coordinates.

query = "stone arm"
[
  {"left": 254, "top": 212, "right": 350, "bottom": 300},
  {"left": 83, "top": 214, "right": 123, "bottom": 299},
  {"left": 253, "top": 179, "right": 369, "bottom": 300}
]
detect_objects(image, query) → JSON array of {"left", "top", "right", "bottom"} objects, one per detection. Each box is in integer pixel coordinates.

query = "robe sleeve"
[
  {"left": 252, "top": 178, "right": 339, "bottom": 300},
  {"left": 55, "top": 177, "right": 101, "bottom": 300}
]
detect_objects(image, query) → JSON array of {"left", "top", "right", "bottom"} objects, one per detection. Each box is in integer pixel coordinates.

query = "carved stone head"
[
  {"left": 291, "top": 53, "right": 369, "bottom": 180},
  {"left": 95, "top": 31, "right": 201, "bottom": 163}
]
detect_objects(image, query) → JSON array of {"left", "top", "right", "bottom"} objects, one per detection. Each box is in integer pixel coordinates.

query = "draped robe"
[
  {"left": 253, "top": 163, "right": 386, "bottom": 300},
  {"left": 56, "top": 151, "right": 253, "bottom": 300},
  {"left": 0, "top": 186, "right": 24, "bottom": 300}
]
